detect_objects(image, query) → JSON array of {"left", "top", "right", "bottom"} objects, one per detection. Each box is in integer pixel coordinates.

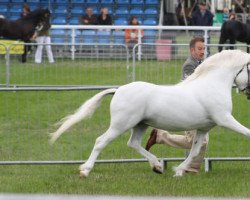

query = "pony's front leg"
[
  {"left": 174, "top": 131, "right": 208, "bottom": 177},
  {"left": 216, "top": 114, "right": 250, "bottom": 138},
  {"left": 218, "top": 34, "right": 227, "bottom": 52},
  {"left": 21, "top": 44, "right": 28, "bottom": 63}
]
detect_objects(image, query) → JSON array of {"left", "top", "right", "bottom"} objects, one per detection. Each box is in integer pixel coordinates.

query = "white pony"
[{"left": 50, "top": 50, "right": 250, "bottom": 177}]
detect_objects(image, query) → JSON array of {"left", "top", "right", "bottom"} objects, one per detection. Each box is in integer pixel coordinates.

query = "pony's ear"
[
  {"left": 46, "top": 8, "right": 50, "bottom": 14},
  {"left": 44, "top": 8, "right": 51, "bottom": 18}
]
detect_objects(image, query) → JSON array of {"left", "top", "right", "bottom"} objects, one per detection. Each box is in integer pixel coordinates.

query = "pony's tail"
[{"left": 49, "top": 88, "right": 117, "bottom": 144}]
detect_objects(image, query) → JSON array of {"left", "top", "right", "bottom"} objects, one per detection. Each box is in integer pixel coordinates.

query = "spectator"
[
  {"left": 223, "top": 7, "right": 230, "bottom": 22},
  {"left": 97, "top": 7, "right": 112, "bottom": 25},
  {"left": 145, "top": 37, "right": 209, "bottom": 174},
  {"left": 191, "top": 2, "right": 214, "bottom": 26},
  {"left": 125, "top": 16, "right": 144, "bottom": 54},
  {"left": 21, "top": 4, "right": 31, "bottom": 18},
  {"left": 79, "top": 7, "right": 97, "bottom": 25},
  {"left": 191, "top": 2, "right": 213, "bottom": 56},
  {"left": 34, "top": 15, "right": 54, "bottom": 64},
  {"left": 229, "top": 12, "right": 236, "bottom": 20}
]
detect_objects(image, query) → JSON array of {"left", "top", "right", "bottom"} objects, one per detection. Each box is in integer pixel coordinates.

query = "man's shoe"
[{"left": 145, "top": 129, "right": 158, "bottom": 151}]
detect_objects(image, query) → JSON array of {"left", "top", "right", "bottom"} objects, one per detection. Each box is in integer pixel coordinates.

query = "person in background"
[
  {"left": 222, "top": 7, "right": 230, "bottom": 22},
  {"left": 97, "top": 7, "right": 112, "bottom": 25},
  {"left": 21, "top": 3, "right": 30, "bottom": 18},
  {"left": 229, "top": 12, "right": 236, "bottom": 20},
  {"left": 34, "top": 15, "right": 54, "bottom": 64},
  {"left": 79, "top": 7, "right": 97, "bottom": 25},
  {"left": 125, "top": 16, "right": 144, "bottom": 54},
  {"left": 145, "top": 37, "right": 209, "bottom": 174},
  {"left": 191, "top": 2, "right": 213, "bottom": 56},
  {"left": 191, "top": 2, "right": 213, "bottom": 26}
]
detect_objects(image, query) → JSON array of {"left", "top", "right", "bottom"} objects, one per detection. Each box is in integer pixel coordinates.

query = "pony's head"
[
  {"left": 190, "top": 49, "right": 250, "bottom": 99},
  {"left": 218, "top": 50, "right": 250, "bottom": 98},
  {"left": 25, "top": 8, "right": 51, "bottom": 24},
  {"left": 234, "top": 62, "right": 250, "bottom": 99}
]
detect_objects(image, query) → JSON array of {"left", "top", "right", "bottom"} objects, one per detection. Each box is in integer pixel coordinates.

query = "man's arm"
[
  {"left": 182, "top": 63, "right": 196, "bottom": 79},
  {"left": 208, "top": 12, "right": 214, "bottom": 26},
  {"left": 89, "top": 15, "right": 97, "bottom": 25},
  {"left": 190, "top": 12, "right": 197, "bottom": 26},
  {"left": 78, "top": 16, "right": 86, "bottom": 24}
]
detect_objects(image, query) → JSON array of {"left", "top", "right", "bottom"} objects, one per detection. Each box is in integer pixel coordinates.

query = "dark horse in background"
[
  {"left": 219, "top": 20, "right": 250, "bottom": 53},
  {"left": 0, "top": 8, "right": 50, "bottom": 62}
]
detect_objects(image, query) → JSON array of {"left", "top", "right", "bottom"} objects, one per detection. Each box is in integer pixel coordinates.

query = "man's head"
[
  {"left": 23, "top": 3, "right": 30, "bottom": 16},
  {"left": 198, "top": 2, "right": 207, "bottom": 14},
  {"left": 101, "top": 7, "right": 109, "bottom": 15},
  {"left": 86, "top": 7, "right": 93, "bottom": 16},
  {"left": 129, "top": 16, "right": 139, "bottom": 25},
  {"left": 229, "top": 13, "right": 236, "bottom": 20},
  {"left": 189, "top": 37, "right": 205, "bottom": 61}
]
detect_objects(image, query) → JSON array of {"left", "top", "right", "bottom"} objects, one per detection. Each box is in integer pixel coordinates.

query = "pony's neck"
[
  {"left": 192, "top": 66, "right": 238, "bottom": 91},
  {"left": 24, "top": 11, "right": 42, "bottom": 24}
]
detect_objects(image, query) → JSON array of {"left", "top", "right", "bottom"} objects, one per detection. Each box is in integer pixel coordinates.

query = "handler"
[
  {"left": 145, "top": 37, "right": 209, "bottom": 173},
  {"left": 34, "top": 11, "right": 54, "bottom": 64}
]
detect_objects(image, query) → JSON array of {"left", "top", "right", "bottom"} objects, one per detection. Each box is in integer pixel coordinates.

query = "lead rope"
[{"left": 245, "top": 65, "right": 250, "bottom": 99}]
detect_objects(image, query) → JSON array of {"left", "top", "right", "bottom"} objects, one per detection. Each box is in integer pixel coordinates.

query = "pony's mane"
[{"left": 181, "top": 50, "right": 249, "bottom": 83}]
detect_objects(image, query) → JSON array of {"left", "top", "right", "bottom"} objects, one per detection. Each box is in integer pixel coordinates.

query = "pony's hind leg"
[
  {"left": 79, "top": 127, "right": 124, "bottom": 177},
  {"left": 218, "top": 33, "right": 228, "bottom": 52},
  {"left": 127, "top": 124, "right": 164, "bottom": 174}
]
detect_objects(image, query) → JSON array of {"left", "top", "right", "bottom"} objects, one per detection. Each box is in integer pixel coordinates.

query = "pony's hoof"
[
  {"left": 173, "top": 169, "right": 184, "bottom": 177},
  {"left": 79, "top": 170, "right": 89, "bottom": 178},
  {"left": 152, "top": 165, "right": 163, "bottom": 174}
]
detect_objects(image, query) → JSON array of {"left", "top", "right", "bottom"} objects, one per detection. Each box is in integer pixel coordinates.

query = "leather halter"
[{"left": 234, "top": 63, "right": 250, "bottom": 99}]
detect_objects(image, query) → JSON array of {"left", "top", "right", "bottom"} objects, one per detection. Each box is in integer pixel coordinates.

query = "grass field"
[{"left": 0, "top": 57, "right": 250, "bottom": 197}]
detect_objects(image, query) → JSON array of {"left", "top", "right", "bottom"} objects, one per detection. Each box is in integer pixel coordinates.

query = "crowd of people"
[
  {"left": 19, "top": 1, "right": 242, "bottom": 65},
  {"left": 21, "top": 3, "right": 146, "bottom": 63},
  {"left": 79, "top": 6, "right": 112, "bottom": 25},
  {"left": 79, "top": 6, "right": 145, "bottom": 54}
]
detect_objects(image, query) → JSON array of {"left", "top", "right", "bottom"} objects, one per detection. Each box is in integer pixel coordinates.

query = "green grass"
[
  {"left": 0, "top": 163, "right": 249, "bottom": 196},
  {"left": 0, "top": 58, "right": 184, "bottom": 86},
  {"left": 0, "top": 58, "right": 250, "bottom": 197}
]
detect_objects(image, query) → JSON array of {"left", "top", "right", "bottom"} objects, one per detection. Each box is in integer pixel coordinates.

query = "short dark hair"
[
  {"left": 189, "top": 37, "right": 204, "bottom": 49},
  {"left": 129, "top": 16, "right": 139, "bottom": 25},
  {"left": 199, "top": 1, "right": 206, "bottom": 6}
]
